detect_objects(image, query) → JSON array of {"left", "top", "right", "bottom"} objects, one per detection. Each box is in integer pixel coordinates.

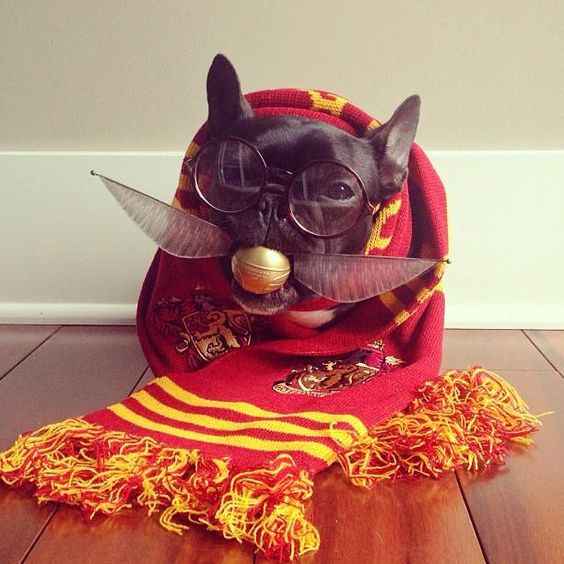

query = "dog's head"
[{"left": 201, "top": 54, "right": 420, "bottom": 315}]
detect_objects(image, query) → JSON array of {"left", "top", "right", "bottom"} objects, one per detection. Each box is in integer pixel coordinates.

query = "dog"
[{"left": 201, "top": 54, "right": 420, "bottom": 323}]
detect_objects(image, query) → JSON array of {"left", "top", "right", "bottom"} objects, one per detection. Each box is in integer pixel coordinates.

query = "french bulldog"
[{"left": 200, "top": 54, "right": 420, "bottom": 321}]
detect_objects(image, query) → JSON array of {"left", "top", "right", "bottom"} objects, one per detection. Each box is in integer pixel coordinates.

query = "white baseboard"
[
  {"left": 444, "top": 304, "right": 564, "bottom": 330},
  {"left": 0, "top": 302, "right": 562, "bottom": 329},
  {"left": 0, "top": 304, "right": 137, "bottom": 325},
  {"left": 1, "top": 150, "right": 563, "bottom": 328}
]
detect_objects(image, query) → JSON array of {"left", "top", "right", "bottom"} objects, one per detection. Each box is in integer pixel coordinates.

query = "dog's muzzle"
[{"left": 231, "top": 246, "right": 291, "bottom": 294}]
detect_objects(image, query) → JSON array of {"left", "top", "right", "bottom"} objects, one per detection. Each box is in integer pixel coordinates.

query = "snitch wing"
[
  {"left": 93, "top": 172, "right": 233, "bottom": 258},
  {"left": 293, "top": 253, "right": 439, "bottom": 302}
]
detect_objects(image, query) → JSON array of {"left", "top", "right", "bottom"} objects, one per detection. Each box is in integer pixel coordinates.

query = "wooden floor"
[{"left": 0, "top": 326, "right": 562, "bottom": 564}]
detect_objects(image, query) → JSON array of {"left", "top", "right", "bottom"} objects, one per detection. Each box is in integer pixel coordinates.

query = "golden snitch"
[{"left": 231, "top": 246, "right": 291, "bottom": 294}]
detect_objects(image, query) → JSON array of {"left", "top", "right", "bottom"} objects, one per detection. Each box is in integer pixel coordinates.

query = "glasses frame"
[{"left": 184, "top": 136, "right": 379, "bottom": 239}]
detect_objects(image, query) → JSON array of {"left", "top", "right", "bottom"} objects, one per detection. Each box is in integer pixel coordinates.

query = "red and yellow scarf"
[{"left": 0, "top": 90, "right": 539, "bottom": 560}]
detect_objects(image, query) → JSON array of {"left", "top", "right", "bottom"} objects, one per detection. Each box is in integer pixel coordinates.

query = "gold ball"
[{"left": 231, "top": 246, "right": 291, "bottom": 294}]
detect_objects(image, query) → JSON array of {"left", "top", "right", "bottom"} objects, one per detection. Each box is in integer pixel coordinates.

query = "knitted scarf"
[{"left": 0, "top": 89, "right": 540, "bottom": 560}]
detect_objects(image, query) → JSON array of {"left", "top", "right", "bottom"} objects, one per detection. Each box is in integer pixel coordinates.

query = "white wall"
[
  {"left": 1, "top": 1, "right": 563, "bottom": 327},
  {"left": 2, "top": 1, "right": 563, "bottom": 150}
]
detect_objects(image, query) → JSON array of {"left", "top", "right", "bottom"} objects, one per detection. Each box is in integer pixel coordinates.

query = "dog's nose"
[{"left": 259, "top": 190, "right": 287, "bottom": 221}]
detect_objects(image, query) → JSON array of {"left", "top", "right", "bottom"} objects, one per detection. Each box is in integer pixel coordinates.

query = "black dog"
[{"left": 203, "top": 54, "right": 420, "bottom": 320}]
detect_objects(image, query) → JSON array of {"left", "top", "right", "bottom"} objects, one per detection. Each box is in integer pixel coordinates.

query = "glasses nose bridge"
[{"left": 264, "top": 166, "right": 293, "bottom": 187}]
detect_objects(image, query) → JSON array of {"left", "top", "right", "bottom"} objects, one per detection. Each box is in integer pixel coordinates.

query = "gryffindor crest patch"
[
  {"left": 273, "top": 340, "right": 404, "bottom": 397},
  {"left": 153, "top": 289, "right": 254, "bottom": 369}
]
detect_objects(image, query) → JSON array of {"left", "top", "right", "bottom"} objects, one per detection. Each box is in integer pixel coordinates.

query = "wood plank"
[
  {"left": 256, "top": 465, "right": 484, "bottom": 564},
  {"left": 7, "top": 329, "right": 560, "bottom": 562},
  {"left": 0, "top": 488, "right": 57, "bottom": 564},
  {"left": 524, "top": 330, "right": 564, "bottom": 375},
  {"left": 25, "top": 505, "right": 253, "bottom": 564},
  {"left": 442, "top": 330, "right": 552, "bottom": 372},
  {"left": 0, "top": 325, "right": 62, "bottom": 564},
  {"left": 0, "top": 326, "right": 147, "bottom": 563},
  {"left": 0, "top": 324, "right": 60, "bottom": 379},
  {"left": 0, "top": 326, "right": 147, "bottom": 450},
  {"left": 457, "top": 369, "right": 564, "bottom": 564},
  {"left": 133, "top": 367, "right": 155, "bottom": 391}
]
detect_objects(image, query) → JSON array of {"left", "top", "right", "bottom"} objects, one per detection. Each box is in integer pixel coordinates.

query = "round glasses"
[{"left": 185, "top": 137, "right": 377, "bottom": 238}]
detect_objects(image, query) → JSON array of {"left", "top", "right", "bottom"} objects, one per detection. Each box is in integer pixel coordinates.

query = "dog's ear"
[
  {"left": 206, "top": 54, "right": 253, "bottom": 137},
  {"left": 366, "top": 95, "right": 420, "bottom": 197}
]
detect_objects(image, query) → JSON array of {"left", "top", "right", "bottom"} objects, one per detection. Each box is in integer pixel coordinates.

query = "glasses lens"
[
  {"left": 195, "top": 139, "right": 264, "bottom": 212},
  {"left": 289, "top": 163, "right": 365, "bottom": 237}
]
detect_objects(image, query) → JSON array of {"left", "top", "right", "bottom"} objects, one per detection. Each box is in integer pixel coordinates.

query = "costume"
[{"left": 0, "top": 89, "right": 539, "bottom": 560}]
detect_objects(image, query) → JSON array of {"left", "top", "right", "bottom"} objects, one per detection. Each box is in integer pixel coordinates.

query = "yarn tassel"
[
  {"left": 0, "top": 419, "right": 319, "bottom": 560},
  {"left": 338, "top": 367, "right": 543, "bottom": 488}
]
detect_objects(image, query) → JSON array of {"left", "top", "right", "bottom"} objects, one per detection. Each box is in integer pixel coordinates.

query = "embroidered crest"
[
  {"left": 273, "top": 340, "right": 403, "bottom": 397},
  {"left": 154, "top": 289, "right": 253, "bottom": 369}
]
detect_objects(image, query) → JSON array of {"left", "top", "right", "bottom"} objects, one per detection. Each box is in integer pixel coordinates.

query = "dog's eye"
[
  {"left": 222, "top": 166, "right": 243, "bottom": 185},
  {"left": 325, "top": 182, "right": 355, "bottom": 201}
]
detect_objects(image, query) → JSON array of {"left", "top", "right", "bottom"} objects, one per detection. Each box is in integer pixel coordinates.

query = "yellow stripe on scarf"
[
  {"left": 307, "top": 90, "right": 348, "bottom": 116},
  {"left": 132, "top": 390, "right": 355, "bottom": 446},
  {"left": 109, "top": 403, "right": 339, "bottom": 463},
  {"left": 378, "top": 290, "right": 410, "bottom": 325},
  {"left": 365, "top": 197, "right": 402, "bottom": 252},
  {"left": 155, "top": 377, "right": 367, "bottom": 435}
]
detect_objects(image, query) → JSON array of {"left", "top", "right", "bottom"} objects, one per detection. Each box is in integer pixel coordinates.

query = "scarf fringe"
[
  {"left": 338, "top": 367, "right": 542, "bottom": 487},
  {"left": 0, "top": 367, "right": 541, "bottom": 560},
  {"left": 0, "top": 418, "right": 319, "bottom": 560}
]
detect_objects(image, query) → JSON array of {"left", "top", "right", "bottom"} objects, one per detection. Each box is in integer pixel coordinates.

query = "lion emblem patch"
[
  {"left": 154, "top": 290, "right": 253, "bottom": 369},
  {"left": 272, "top": 340, "right": 403, "bottom": 397}
]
